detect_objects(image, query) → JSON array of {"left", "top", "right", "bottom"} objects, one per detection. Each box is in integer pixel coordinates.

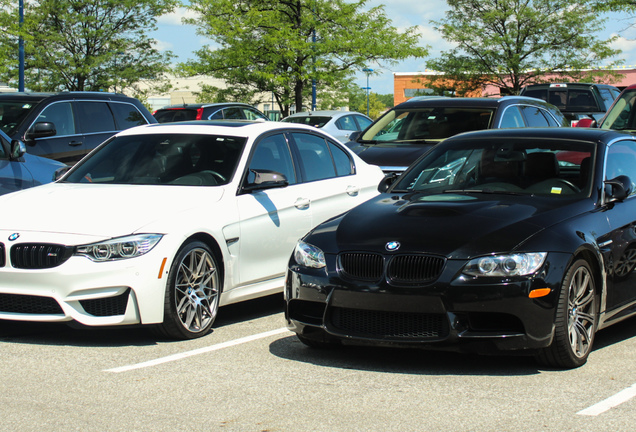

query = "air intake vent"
[
  {"left": 339, "top": 253, "right": 383, "bottom": 281},
  {"left": 0, "top": 293, "right": 64, "bottom": 315},
  {"left": 0, "top": 243, "right": 4, "bottom": 267},
  {"left": 80, "top": 289, "right": 130, "bottom": 317},
  {"left": 388, "top": 255, "right": 445, "bottom": 284},
  {"left": 10, "top": 243, "right": 73, "bottom": 269}
]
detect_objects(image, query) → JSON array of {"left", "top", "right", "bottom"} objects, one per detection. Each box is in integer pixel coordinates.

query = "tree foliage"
[
  {"left": 0, "top": 0, "right": 177, "bottom": 97},
  {"left": 427, "top": 0, "right": 622, "bottom": 95},
  {"left": 181, "top": 0, "right": 428, "bottom": 117}
]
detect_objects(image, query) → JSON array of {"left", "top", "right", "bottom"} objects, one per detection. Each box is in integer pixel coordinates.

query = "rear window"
[
  {"left": 282, "top": 116, "right": 331, "bottom": 128},
  {"left": 154, "top": 108, "right": 198, "bottom": 123},
  {"left": 110, "top": 102, "right": 148, "bottom": 129},
  {"left": 523, "top": 87, "right": 600, "bottom": 112}
]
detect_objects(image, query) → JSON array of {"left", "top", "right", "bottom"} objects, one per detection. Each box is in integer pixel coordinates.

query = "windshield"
[
  {"left": 282, "top": 116, "right": 331, "bottom": 128},
  {"left": 0, "top": 101, "right": 37, "bottom": 135},
  {"left": 63, "top": 133, "right": 246, "bottom": 186},
  {"left": 601, "top": 89, "right": 636, "bottom": 132},
  {"left": 392, "top": 138, "right": 594, "bottom": 198},
  {"left": 360, "top": 107, "right": 494, "bottom": 143}
]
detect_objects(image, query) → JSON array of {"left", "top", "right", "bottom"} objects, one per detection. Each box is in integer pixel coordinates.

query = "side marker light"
[
  {"left": 529, "top": 288, "right": 551, "bottom": 298},
  {"left": 158, "top": 257, "right": 168, "bottom": 279}
]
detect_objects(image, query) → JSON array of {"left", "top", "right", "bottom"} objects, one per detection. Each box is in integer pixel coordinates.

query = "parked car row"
[{"left": 2, "top": 85, "right": 636, "bottom": 369}]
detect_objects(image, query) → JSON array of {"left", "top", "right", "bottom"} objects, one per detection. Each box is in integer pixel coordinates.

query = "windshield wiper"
[{"left": 443, "top": 188, "right": 525, "bottom": 196}]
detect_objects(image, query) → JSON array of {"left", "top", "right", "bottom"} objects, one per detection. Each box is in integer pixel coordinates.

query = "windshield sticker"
[{"left": 551, "top": 187, "right": 563, "bottom": 194}]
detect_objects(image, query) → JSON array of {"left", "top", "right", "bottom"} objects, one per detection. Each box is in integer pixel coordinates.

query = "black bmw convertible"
[{"left": 285, "top": 127, "right": 636, "bottom": 368}]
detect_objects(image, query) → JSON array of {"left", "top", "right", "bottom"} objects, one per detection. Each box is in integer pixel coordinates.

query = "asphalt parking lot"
[{"left": 1, "top": 294, "right": 635, "bottom": 432}]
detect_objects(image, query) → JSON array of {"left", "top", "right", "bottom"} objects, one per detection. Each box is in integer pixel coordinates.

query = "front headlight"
[
  {"left": 75, "top": 234, "right": 163, "bottom": 262},
  {"left": 294, "top": 241, "right": 326, "bottom": 269},
  {"left": 463, "top": 252, "right": 547, "bottom": 277}
]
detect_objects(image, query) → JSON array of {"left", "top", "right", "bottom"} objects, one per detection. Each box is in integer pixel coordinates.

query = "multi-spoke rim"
[
  {"left": 567, "top": 265, "right": 596, "bottom": 358},
  {"left": 615, "top": 248, "right": 636, "bottom": 278},
  {"left": 174, "top": 247, "right": 219, "bottom": 333}
]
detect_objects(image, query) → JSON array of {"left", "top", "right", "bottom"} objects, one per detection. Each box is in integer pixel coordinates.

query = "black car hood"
[
  {"left": 350, "top": 142, "right": 435, "bottom": 169},
  {"left": 316, "top": 193, "right": 590, "bottom": 259}
]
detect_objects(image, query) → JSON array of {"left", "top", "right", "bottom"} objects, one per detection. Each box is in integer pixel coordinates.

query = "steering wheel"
[
  {"left": 554, "top": 179, "right": 581, "bottom": 193},
  {"left": 200, "top": 170, "right": 226, "bottom": 182}
]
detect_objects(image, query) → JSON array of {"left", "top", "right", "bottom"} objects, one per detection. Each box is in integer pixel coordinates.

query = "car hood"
[
  {"left": 349, "top": 142, "right": 436, "bottom": 169},
  {"left": 0, "top": 183, "right": 225, "bottom": 238},
  {"left": 314, "top": 193, "right": 589, "bottom": 259}
]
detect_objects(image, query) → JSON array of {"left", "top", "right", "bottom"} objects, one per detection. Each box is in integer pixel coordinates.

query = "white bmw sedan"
[{"left": 0, "top": 121, "right": 384, "bottom": 339}]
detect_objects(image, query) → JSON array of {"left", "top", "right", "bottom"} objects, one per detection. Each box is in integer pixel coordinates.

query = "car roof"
[
  {"left": 118, "top": 120, "right": 330, "bottom": 137},
  {"left": 522, "top": 82, "right": 619, "bottom": 89},
  {"left": 444, "top": 126, "right": 634, "bottom": 144},
  {"left": 284, "top": 110, "right": 364, "bottom": 118},
  {"left": 0, "top": 91, "right": 137, "bottom": 102},
  {"left": 394, "top": 96, "right": 546, "bottom": 109},
  {"left": 156, "top": 102, "right": 257, "bottom": 110}
]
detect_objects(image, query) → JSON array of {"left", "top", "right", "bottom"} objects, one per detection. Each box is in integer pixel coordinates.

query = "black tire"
[
  {"left": 536, "top": 259, "right": 597, "bottom": 369},
  {"left": 153, "top": 240, "right": 221, "bottom": 340}
]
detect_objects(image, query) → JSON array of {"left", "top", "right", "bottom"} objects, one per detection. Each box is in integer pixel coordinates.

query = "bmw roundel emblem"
[
  {"left": 8, "top": 233, "right": 19, "bottom": 241},
  {"left": 385, "top": 241, "right": 400, "bottom": 251}
]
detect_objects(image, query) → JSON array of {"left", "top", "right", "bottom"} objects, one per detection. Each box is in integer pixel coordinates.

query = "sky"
[{"left": 150, "top": 1, "right": 636, "bottom": 96}]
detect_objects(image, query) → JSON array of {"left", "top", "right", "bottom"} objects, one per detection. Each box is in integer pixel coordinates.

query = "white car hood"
[{"left": 0, "top": 183, "right": 225, "bottom": 238}]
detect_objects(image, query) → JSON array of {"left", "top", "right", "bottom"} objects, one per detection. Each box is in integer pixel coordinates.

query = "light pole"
[
  {"left": 18, "top": 0, "right": 24, "bottom": 91},
  {"left": 362, "top": 67, "right": 373, "bottom": 117}
]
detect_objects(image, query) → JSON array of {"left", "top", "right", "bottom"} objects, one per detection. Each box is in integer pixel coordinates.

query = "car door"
[
  {"left": 290, "top": 131, "right": 371, "bottom": 227},
  {"left": 601, "top": 139, "right": 636, "bottom": 309},
  {"left": 27, "top": 101, "right": 85, "bottom": 163},
  {"left": 74, "top": 101, "right": 118, "bottom": 156},
  {"left": 0, "top": 133, "right": 33, "bottom": 195},
  {"left": 234, "top": 132, "right": 312, "bottom": 287}
]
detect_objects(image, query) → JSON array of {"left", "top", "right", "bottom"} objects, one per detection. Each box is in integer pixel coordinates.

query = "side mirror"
[
  {"left": 25, "top": 121, "right": 57, "bottom": 140},
  {"left": 378, "top": 173, "right": 398, "bottom": 193},
  {"left": 10, "top": 139, "right": 26, "bottom": 160},
  {"left": 54, "top": 165, "right": 70, "bottom": 181},
  {"left": 605, "top": 175, "right": 631, "bottom": 203},
  {"left": 348, "top": 130, "right": 362, "bottom": 143},
  {"left": 575, "top": 118, "right": 597, "bottom": 128},
  {"left": 242, "top": 169, "right": 288, "bottom": 192}
]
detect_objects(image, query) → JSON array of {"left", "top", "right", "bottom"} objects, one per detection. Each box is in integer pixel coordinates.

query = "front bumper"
[
  {"left": 285, "top": 252, "right": 571, "bottom": 353},
  {"left": 0, "top": 232, "right": 176, "bottom": 327}
]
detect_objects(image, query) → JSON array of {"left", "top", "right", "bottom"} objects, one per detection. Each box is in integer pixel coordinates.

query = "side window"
[
  {"left": 354, "top": 115, "right": 372, "bottom": 130},
  {"left": 243, "top": 108, "right": 267, "bottom": 121},
  {"left": 605, "top": 140, "right": 636, "bottom": 196},
  {"left": 247, "top": 133, "right": 296, "bottom": 185},
  {"left": 520, "top": 106, "right": 550, "bottom": 127},
  {"left": 208, "top": 109, "right": 223, "bottom": 120},
  {"left": 223, "top": 108, "right": 243, "bottom": 119},
  {"left": 329, "top": 142, "right": 354, "bottom": 176},
  {"left": 0, "top": 134, "right": 8, "bottom": 159},
  {"left": 598, "top": 88, "right": 616, "bottom": 110},
  {"left": 34, "top": 102, "right": 76, "bottom": 136},
  {"left": 499, "top": 106, "right": 525, "bottom": 128},
  {"left": 336, "top": 115, "right": 357, "bottom": 131},
  {"left": 109, "top": 102, "right": 147, "bottom": 129},
  {"left": 292, "top": 132, "right": 336, "bottom": 182},
  {"left": 538, "top": 108, "right": 559, "bottom": 127},
  {"left": 75, "top": 101, "right": 116, "bottom": 133}
]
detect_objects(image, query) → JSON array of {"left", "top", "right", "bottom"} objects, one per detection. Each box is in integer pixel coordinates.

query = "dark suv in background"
[
  {"left": 153, "top": 102, "right": 269, "bottom": 123},
  {"left": 346, "top": 96, "right": 568, "bottom": 174},
  {"left": 0, "top": 92, "right": 156, "bottom": 164},
  {"left": 520, "top": 82, "right": 620, "bottom": 126}
]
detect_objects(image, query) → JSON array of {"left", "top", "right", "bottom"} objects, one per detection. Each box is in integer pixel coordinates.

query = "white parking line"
[
  {"left": 577, "top": 383, "right": 636, "bottom": 416},
  {"left": 104, "top": 327, "right": 289, "bottom": 373}
]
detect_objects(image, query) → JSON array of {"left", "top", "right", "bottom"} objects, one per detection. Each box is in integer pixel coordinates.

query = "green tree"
[
  {"left": 427, "top": 0, "right": 622, "bottom": 95},
  {"left": 356, "top": 92, "right": 389, "bottom": 119},
  {"left": 181, "top": 0, "right": 428, "bottom": 117},
  {"left": 0, "top": 0, "right": 177, "bottom": 96}
]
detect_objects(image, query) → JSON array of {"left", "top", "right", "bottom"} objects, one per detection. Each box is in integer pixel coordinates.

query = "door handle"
[
  {"left": 294, "top": 197, "right": 311, "bottom": 209},
  {"left": 346, "top": 185, "right": 360, "bottom": 196},
  {"left": 69, "top": 141, "right": 83, "bottom": 147}
]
